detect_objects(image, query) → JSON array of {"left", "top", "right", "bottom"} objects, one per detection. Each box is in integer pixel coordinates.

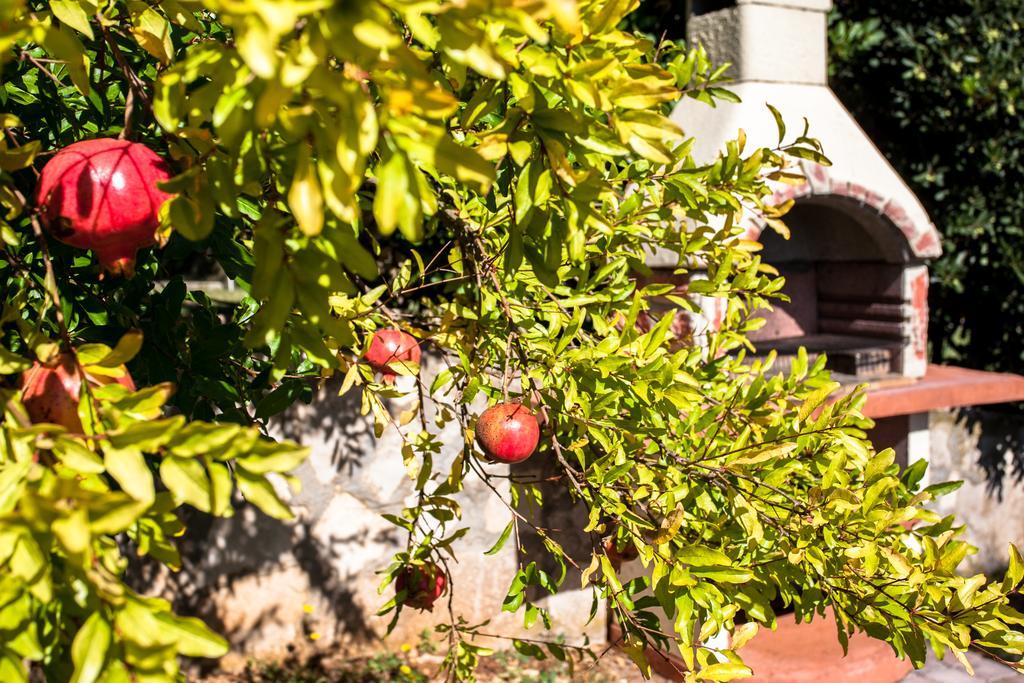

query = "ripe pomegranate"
[
  {"left": 475, "top": 402, "right": 540, "bottom": 464},
  {"left": 395, "top": 562, "right": 446, "bottom": 611},
  {"left": 36, "top": 138, "right": 173, "bottom": 277},
  {"left": 21, "top": 353, "right": 135, "bottom": 432},
  {"left": 364, "top": 329, "right": 421, "bottom": 383}
]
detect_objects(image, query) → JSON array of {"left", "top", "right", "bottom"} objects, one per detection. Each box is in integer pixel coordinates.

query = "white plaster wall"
[
  {"left": 926, "top": 408, "right": 1024, "bottom": 577},
  {"left": 164, "top": 354, "right": 605, "bottom": 670}
]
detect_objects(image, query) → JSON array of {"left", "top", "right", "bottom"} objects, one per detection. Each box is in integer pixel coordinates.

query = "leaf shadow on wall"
[
  {"left": 125, "top": 380, "right": 408, "bottom": 671},
  {"left": 956, "top": 406, "right": 1024, "bottom": 501}
]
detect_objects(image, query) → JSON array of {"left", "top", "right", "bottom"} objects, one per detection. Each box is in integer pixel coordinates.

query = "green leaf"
[
  {"left": 619, "top": 639, "right": 651, "bottom": 679},
  {"left": 902, "top": 458, "right": 928, "bottom": 490},
  {"left": 0, "top": 140, "right": 41, "bottom": 172},
  {"left": 159, "top": 456, "right": 212, "bottom": 512},
  {"left": 485, "top": 521, "right": 514, "bottom": 556},
  {"left": 207, "top": 461, "right": 234, "bottom": 517},
  {"left": 373, "top": 152, "right": 411, "bottom": 238},
  {"left": 0, "top": 347, "right": 31, "bottom": 373},
  {"left": 236, "top": 443, "right": 310, "bottom": 474},
  {"left": 105, "top": 447, "right": 155, "bottom": 503},
  {"left": 651, "top": 508, "right": 685, "bottom": 544},
  {"left": 798, "top": 383, "right": 838, "bottom": 422},
  {"left": 676, "top": 545, "right": 732, "bottom": 566},
  {"left": 767, "top": 103, "right": 786, "bottom": 145},
  {"left": 327, "top": 226, "right": 379, "bottom": 280},
  {"left": 53, "top": 507, "right": 90, "bottom": 556},
  {"left": 94, "top": 330, "right": 144, "bottom": 368},
  {"left": 70, "top": 612, "right": 111, "bottom": 683},
  {"left": 50, "top": 0, "right": 94, "bottom": 39},
  {"left": 107, "top": 416, "right": 186, "bottom": 451},
  {"left": 40, "top": 21, "right": 90, "bottom": 95},
  {"left": 923, "top": 480, "right": 964, "bottom": 498},
  {"left": 89, "top": 494, "right": 150, "bottom": 534},
  {"left": 730, "top": 442, "right": 798, "bottom": 466},
  {"left": 168, "top": 422, "right": 243, "bottom": 457},
  {"left": 432, "top": 137, "right": 496, "bottom": 193},
  {"left": 127, "top": 1, "right": 173, "bottom": 64},
  {"left": 0, "top": 651, "right": 28, "bottom": 683},
  {"left": 785, "top": 146, "right": 832, "bottom": 167},
  {"left": 54, "top": 438, "right": 105, "bottom": 474},
  {"left": 167, "top": 193, "right": 215, "bottom": 241},
  {"left": 699, "top": 661, "right": 753, "bottom": 681},
  {"left": 236, "top": 468, "right": 293, "bottom": 520},
  {"left": 690, "top": 567, "right": 753, "bottom": 583},
  {"left": 289, "top": 144, "right": 324, "bottom": 236},
  {"left": 108, "top": 383, "right": 174, "bottom": 420},
  {"left": 161, "top": 0, "right": 203, "bottom": 32},
  {"left": 153, "top": 613, "right": 229, "bottom": 658}
]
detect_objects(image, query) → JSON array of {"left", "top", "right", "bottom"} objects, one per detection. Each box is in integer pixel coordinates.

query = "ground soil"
[{"left": 196, "top": 644, "right": 673, "bottom": 683}]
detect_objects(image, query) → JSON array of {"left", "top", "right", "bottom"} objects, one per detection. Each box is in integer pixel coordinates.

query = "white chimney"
[
  {"left": 690, "top": 0, "right": 833, "bottom": 85},
  {"left": 673, "top": 0, "right": 939, "bottom": 270}
]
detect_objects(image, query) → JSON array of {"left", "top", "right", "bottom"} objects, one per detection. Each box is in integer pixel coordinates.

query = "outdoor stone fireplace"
[{"left": 667, "top": 0, "right": 1024, "bottom": 476}]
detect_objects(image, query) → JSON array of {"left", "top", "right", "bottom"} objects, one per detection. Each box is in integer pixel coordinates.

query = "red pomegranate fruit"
[
  {"left": 603, "top": 535, "right": 640, "bottom": 564},
  {"left": 364, "top": 329, "right": 421, "bottom": 383},
  {"left": 21, "top": 353, "right": 135, "bottom": 432},
  {"left": 475, "top": 402, "right": 541, "bottom": 464},
  {"left": 35, "top": 138, "right": 173, "bottom": 277},
  {"left": 395, "top": 562, "right": 446, "bottom": 611}
]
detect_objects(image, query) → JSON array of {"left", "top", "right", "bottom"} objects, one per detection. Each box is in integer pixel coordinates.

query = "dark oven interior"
[{"left": 749, "top": 200, "right": 917, "bottom": 382}]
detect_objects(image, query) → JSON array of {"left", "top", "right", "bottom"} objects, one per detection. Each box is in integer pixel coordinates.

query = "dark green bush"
[{"left": 829, "top": 1, "right": 1024, "bottom": 373}]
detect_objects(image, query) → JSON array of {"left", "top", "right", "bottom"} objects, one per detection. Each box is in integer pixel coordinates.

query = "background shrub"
[{"left": 829, "top": 0, "right": 1024, "bottom": 374}]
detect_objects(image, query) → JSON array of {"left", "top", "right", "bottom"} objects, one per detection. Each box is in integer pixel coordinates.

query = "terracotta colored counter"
[
  {"left": 609, "top": 610, "right": 913, "bottom": 682},
  {"left": 740, "top": 610, "right": 912, "bottom": 683},
  {"left": 861, "top": 365, "right": 1024, "bottom": 419}
]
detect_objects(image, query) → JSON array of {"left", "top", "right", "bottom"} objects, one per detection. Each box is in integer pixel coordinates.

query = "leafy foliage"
[
  {"left": 829, "top": 0, "right": 1024, "bottom": 375},
  {"left": 0, "top": 1, "right": 1022, "bottom": 682}
]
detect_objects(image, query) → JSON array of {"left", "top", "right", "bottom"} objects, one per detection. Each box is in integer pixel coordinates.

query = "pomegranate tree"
[
  {"left": 21, "top": 353, "right": 135, "bottom": 432},
  {"left": 35, "top": 138, "right": 173, "bottom": 277},
  {"left": 475, "top": 402, "right": 540, "bottom": 464},
  {"left": 364, "top": 329, "right": 421, "bottom": 383},
  {"left": 395, "top": 562, "right": 446, "bottom": 611}
]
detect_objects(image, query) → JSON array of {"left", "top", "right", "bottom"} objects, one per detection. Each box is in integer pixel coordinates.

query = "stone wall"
[
  {"left": 151, "top": 355, "right": 604, "bottom": 670},
  {"left": 927, "top": 407, "right": 1024, "bottom": 576}
]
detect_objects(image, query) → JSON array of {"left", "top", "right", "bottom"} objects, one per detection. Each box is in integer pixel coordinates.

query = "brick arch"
[{"left": 743, "top": 162, "right": 942, "bottom": 260}]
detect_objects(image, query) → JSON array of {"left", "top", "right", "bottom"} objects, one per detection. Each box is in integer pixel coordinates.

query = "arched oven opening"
[{"left": 750, "top": 195, "right": 928, "bottom": 383}]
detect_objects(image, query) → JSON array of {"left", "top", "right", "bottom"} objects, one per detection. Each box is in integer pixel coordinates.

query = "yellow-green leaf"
[
  {"left": 40, "top": 22, "right": 90, "bottom": 95},
  {"left": 128, "top": 1, "right": 174, "bottom": 64},
  {"left": 94, "top": 329, "right": 143, "bottom": 367},
  {"left": 289, "top": 145, "right": 324, "bottom": 236},
  {"left": 51, "top": 0, "right": 94, "bottom": 39},
  {"left": 105, "top": 447, "right": 155, "bottom": 503},
  {"left": 373, "top": 152, "right": 408, "bottom": 238},
  {"left": 0, "top": 140, "right": 41, "bottom": 171},
  {"left": 54, "top": 438, "right": 105, "bottom": 474},
  {"left": 69, "top": 612, "right": 111, "bottom": 683},
  {"left": 89, "top": 493, "right": 149, "bottom": 534},
  {"left": 159, "top": 456, "right": 211, "bottom": 512},
  {"left": 154, "top": 612, "right": 229, "bottom": 658},
  {"left": 0, "top": 346, "right": 30, "bottom": 373},
  {"left": 236, "top": 468, "right": 293, "bottom": 520}
]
